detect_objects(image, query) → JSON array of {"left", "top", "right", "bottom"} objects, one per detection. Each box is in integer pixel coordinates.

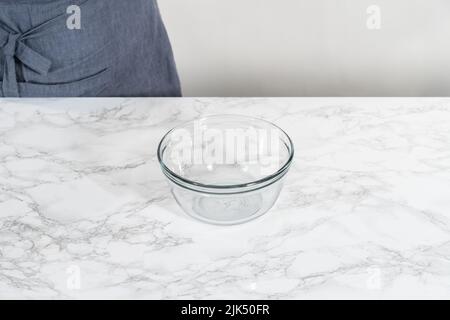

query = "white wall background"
[{"left": 158, "top": 0, "right": 450, "bottom": 96}]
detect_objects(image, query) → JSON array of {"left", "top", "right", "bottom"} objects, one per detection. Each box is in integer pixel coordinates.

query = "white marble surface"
[{"left": 0, "top": 97, "right": 449, "bottom": 299}]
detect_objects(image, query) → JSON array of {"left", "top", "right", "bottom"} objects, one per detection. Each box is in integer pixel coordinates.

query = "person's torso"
[{"left": 0, "top": 0, "right": 181, "bottom": 97}]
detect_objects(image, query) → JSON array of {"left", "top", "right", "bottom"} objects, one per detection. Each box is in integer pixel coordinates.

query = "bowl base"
[{"left": 193, "top": 193, "right": 263, "bottom": 224}]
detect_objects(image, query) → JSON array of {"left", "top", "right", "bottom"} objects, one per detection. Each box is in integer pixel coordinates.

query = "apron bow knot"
[{"left": 1, "top": 28, "right": 52, "bottom": 97}]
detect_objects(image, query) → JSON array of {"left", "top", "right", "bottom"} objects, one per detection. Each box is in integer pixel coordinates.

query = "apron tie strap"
[{"left": 1, "top": 28, "right": 52, "bottom": 97}]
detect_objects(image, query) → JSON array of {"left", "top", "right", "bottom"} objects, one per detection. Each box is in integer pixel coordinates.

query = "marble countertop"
[{"left": 1, "top": 97, "right": 449, "bottom": 299}]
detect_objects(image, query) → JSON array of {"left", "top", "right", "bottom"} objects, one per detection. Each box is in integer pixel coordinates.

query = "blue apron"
[{"left": 0, "top": 0, "right": 181, "bottom": 97}]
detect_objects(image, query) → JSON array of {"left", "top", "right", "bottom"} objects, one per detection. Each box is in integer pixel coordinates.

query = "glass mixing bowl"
[{"left": 157, "top": 115, "right": 294, "bottom": 225}]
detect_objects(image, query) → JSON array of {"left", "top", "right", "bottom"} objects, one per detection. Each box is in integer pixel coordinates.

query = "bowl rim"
[{"left": 157, "top": 114, "right": 295, "bottom": 190}]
